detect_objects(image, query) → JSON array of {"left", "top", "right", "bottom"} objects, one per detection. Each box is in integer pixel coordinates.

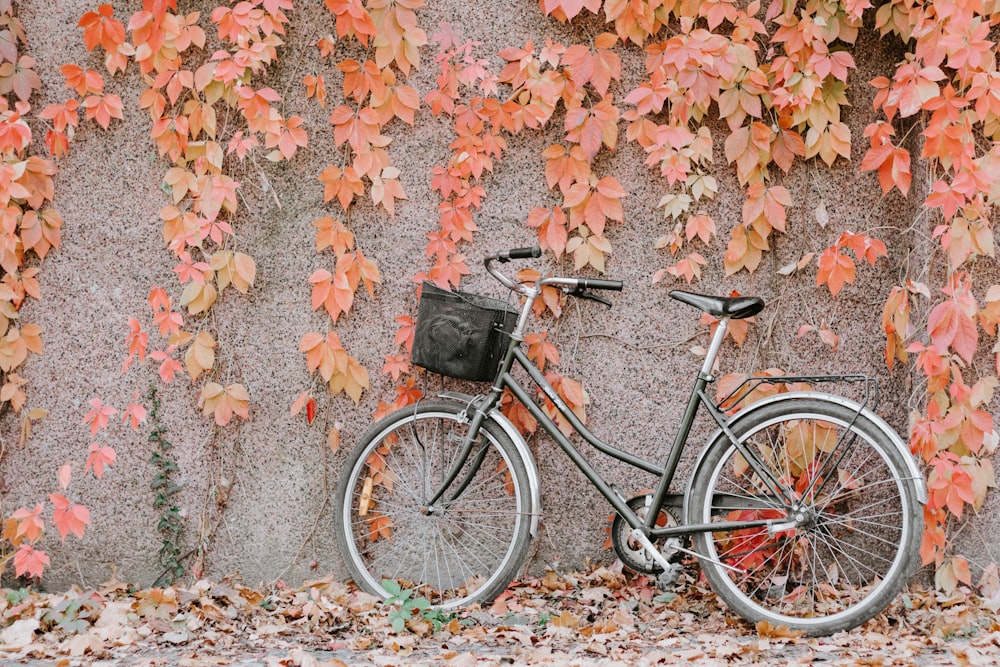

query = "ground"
[{"left": 0, "top": 565, "right": 998, "bottom": 666}]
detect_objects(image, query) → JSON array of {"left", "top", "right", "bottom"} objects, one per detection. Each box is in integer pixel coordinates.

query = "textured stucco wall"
[{"left": 0, "top": 1, "right": 962, "bottom": 590}]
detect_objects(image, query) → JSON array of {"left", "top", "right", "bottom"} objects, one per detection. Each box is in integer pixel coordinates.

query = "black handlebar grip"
[
  {"left": 505, "top": 246, "right": 542, "bottom": 260},
  {"left": 579, "top": 278, "right": 624, "bottom": 291}
]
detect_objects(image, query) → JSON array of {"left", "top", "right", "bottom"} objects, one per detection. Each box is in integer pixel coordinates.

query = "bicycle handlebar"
[
  {"left": 497, "top": 246, "right": 541, "bottom": 261},
  {"left": 577, "top": 278, "right": 623, "bottom": 291},
  {"left": 484, "top": 246, "right": 624, "bottom": 295}
]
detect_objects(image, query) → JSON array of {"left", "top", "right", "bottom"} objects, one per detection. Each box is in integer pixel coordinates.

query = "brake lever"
[{"left": 569, "top": 288, "right": 612, "bottom": 308}]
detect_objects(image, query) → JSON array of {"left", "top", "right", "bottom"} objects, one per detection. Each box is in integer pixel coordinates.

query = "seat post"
[{"left": 700, "top": 317, "right": 729, "bottom": 379}]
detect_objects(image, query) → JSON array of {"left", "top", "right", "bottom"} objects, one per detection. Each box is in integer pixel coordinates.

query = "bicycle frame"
[{"left": 424, "top": 279, "right": 792, "bottom": 546}]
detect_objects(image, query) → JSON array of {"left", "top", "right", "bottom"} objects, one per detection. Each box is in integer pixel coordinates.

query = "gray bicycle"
[{"left": 334, "top": 246, "right": 926, "bottom": 635}]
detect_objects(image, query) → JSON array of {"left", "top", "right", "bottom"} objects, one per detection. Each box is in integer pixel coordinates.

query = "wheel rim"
[
  {"left": 341, "top": 410, "right": 525, "bottom": 609},
  {"left": 697, "top": 412, "right": 913, "bottom": 628}
]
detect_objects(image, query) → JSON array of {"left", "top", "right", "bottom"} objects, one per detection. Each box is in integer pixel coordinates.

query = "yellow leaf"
[
  {"left": 210, "top": 250, "right": 234, "bottom": 291},
  {"left": 180, "top": 281, "right": 217, "bottom": 315},
  {"left": 552, "top": 610, "right": 580, "bottom": 628},
  {"left": 358, "top": 476, "right": 373, "bottom": 517},
  {"left": 184, "top": 331, "right": 216, "bottom": 381},
  {"left": 232, "top": 252, "right": 255, "bottom": 292},
  {"left": 199, "top": 382, "right": 250, "bottom": 426}
]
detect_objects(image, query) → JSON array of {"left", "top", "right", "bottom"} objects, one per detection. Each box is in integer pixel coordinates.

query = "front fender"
[
  {"left": 683, "top": 391, "right": 927, "bottom": 521},
  {"left": 439, "top": 392, "right": 542, "bottom": 537}
]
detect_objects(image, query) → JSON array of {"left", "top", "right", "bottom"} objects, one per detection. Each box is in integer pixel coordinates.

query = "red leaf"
[
  {"left": 928, "top": 299, "right": 978, "bottom": 363},
  {"left": 85, "top": 443, "right": 116, "bottom": 479},
  {"left": 13, "top": 544, "right": 49, "bottom": 578},
  {"left": 49, "top": 494, "right": 91, "bottom": 540}
]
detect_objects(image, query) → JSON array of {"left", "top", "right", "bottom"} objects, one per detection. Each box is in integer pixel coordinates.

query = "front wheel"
[
  {"left": 687, "top": 398, "right": 923, "bottom": 635},
  {"left": 334, "top": 400, "right": 533, "bottom": 609}
]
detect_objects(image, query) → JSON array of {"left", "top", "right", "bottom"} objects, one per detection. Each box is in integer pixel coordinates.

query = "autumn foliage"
[{"left": 0, "top": 0, "right": 998, "bottom": 596}]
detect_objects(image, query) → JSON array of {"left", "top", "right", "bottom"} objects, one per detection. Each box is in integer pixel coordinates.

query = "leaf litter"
[{"left": 0, "top": 562, "right": 997, "bottom": 666}]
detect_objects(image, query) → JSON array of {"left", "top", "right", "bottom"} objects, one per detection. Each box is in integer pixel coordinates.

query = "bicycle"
[{"left": 334, "top": 246, "right": 927, "bottom": 636}]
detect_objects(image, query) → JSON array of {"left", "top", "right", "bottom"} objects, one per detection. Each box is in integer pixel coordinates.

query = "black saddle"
[{"left": 669, "top": 290, "right": 764, "bottom": 320}]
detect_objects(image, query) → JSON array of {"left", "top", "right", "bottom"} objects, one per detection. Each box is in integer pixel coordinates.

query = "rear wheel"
[
  {"left": 335, "top": 400, "right": 533, "bottom": 609},
  {"left": 688, "top": 398, "right": 922, "bottom": 635}
]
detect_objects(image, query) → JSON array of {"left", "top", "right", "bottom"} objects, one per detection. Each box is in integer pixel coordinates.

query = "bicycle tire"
[
  {"left": 335, "top": 399, "right": 533, "bottom": 609},
  {"left": 687, "top": 397, "right": 923, "bottom": 635}
]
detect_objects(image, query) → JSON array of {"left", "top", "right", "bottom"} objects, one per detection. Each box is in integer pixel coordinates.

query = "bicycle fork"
[{"left": 422, "top": 396, "right": 497, "bottom": 513}]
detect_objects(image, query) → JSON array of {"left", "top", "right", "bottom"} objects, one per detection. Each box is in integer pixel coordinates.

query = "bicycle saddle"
[{"left": 669, "top": 290, "right": 764, "bottom": 319}]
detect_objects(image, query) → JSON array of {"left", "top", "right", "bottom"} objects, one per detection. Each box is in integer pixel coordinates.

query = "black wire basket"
[{"left": 411, "top": 282, "right": 518, "bottom": 382}]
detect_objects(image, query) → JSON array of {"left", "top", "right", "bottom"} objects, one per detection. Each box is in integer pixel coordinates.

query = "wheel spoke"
[
  {"left": 690, "top": 400, "right": 920, "bottom": 634},
  {"left": 336, "top": 403, "right": 529, "bottom": 609}
]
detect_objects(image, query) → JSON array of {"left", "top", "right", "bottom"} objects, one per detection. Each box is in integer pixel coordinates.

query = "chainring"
[{"left": 611, "top": 495, "right": 681, "bottom": 575}]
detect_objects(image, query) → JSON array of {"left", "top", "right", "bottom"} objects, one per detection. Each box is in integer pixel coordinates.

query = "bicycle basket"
[{"left": 411, "top": 282, "right": 518, "bottom": 382}]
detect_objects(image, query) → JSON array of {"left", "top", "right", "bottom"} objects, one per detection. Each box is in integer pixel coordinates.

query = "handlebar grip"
[
  {"left": 503, "top": 246, "right": 542, "bottom": 260},
  {"left": 579, "top": 278, "right": 624, "bottom": 291}
]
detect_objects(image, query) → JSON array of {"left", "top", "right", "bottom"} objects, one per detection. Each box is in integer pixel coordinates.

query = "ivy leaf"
[
  {"left": 656, "top": 253, "right": 707, "bottom": 284},
  {"left": 82, "top": 93, "right": 123, "bottom": 129},
  {"left": 318, "top": 166, "right": 365, "bottom": 212},
  {"left": 0, "top": 56, "right": 39, "bottom": 101},
  {"left": 928, "top": 298, "right": 978, "bottom": 363},
  {"left": 78, "top": 4, "right": 126, "bottom": 53},
  {"left": 184, "top": 332, "right": 216, "bottom": 381},
  {"left": 815, "top": 247, "right": 856, "bottom": 297},
  {"left": 57, "top": 465, "right": 72, "bottom": 491},
  {"left": 685, "top": 215, "right": 715, "bottom": 245},
  {"left": 564, "top": 96, "right": 619, "bottom": 161},
  {"left": 85, "top": 443, "right": 117, "bottom": 479},
  {"left": 540, "top": 0, "right": 602, "bottom": 21},
  {"left": 10, "top": 504, "right": 45, "bottom": 542},
  {"left": 149, "top": 348, "right": 182, "bottom": 383},
  {"left": 13, "top": 544, "right": 49, "bottom": 578},
  {"left": 82, "top": 397, "right": 116, "bottom": 436},
  {"left": 566, "top": 227, "right": 611, "bottom": 272},
  {"left": 526, "top": 206, "right": 568, "bottom": 258},
  {"left": 381, "top": 354, "right": 409, "bottom": 381},
  {"left": 199, "top": 383, "right": 250, "bottom": 426},
  {"left": 49, "top": 494, "right": 90, "bottom": 540},
  {"left": 525, "top": 331, "right": 559, "bottom": 372},
  {"left": 724, "top": 225, "right": 768, "bottom": 276}
]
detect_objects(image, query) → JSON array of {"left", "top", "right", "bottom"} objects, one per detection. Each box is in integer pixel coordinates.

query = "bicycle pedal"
[{"left": 656, "top": 564, "right": 683, "bottom": 590}]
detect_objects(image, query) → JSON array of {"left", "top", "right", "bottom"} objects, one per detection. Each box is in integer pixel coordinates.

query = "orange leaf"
[
  {"left": 382, "top": 354, "right": 409, "bottom": 380},
  {"left": 290, "top": 391, "right": 311, "bottom": 418},
  {"left": 78, "top": 4, "right": 126, "bottom": 53},
  {"left": 314, "top": 216, "right": 355, "bottom": 255},
  {"left": 82, "top": 93, "right": 123, "bottom": 129},
  {"left": 815, "top": 248, "right": 856, "bottom": 297},
  {"left": 82, "top": 397, "right": 116, "bottom": 436},
  {"left": 526, "top": 206, "right": 568, "bottom": 258},
  {"left": 11, "top": 504, "right": 44, "bottom": 542},
  {"left": 564, "top": 96, "right": 619, "bottom": 161},
  {"left": 184, "top": 331, "right": 216, "bottom": 381}
]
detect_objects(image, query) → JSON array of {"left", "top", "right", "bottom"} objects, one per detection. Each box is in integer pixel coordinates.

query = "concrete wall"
[{"left": 0, "top": 1, "right": 965, "bottom": 589}]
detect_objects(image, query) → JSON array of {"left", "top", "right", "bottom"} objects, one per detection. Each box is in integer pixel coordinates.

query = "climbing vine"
[
  {"left": 0, "top": 0, "right": 121, "bottom": 581},
  {"left": 372, "top": 0, "right": 1000, "bottom": 592},
  {"left": 5, "top": 0, "right": 1000, "bottom": 593}
]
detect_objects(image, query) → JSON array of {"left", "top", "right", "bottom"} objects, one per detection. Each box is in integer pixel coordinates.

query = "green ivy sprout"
[{"left": 381, "top": 579, "right": 456, "bottom": 633}]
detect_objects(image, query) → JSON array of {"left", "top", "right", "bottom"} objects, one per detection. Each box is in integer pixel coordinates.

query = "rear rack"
[{"left": 716, "top": 374, "right": 880, "bottom": 413}]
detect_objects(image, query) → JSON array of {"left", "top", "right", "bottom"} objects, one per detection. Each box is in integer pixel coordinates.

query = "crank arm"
[
  {"left": 629, "top": 528, "right": 746, "bottom": 575},
  {"left": 630, "top": 528, "right": 747, "bottom": 574}
]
